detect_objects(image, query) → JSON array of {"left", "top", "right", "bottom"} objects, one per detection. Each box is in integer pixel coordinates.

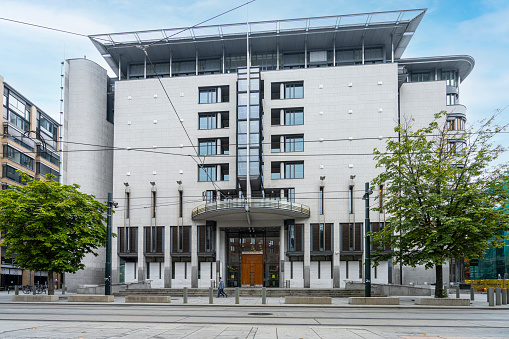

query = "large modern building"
[
  {"left": 1, "top": 75, "right": 61, "bottom": 288},
  {"left": 64, "top": 9, "right": 474, "bottom": 290}
]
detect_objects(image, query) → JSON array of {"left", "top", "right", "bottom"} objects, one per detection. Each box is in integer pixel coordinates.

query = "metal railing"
[{"left": 192, "top": 198, "right": 310, "bottom": 219}]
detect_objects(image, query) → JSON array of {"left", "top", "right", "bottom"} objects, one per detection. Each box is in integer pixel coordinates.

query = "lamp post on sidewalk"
[
  {"left": 363, "top": 182, "right": 372, "bottom": 297},
  {"left": 105, "top": 193, "right": 118, "bottom": 296}
]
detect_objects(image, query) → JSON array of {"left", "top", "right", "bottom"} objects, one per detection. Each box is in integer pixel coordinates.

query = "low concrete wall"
[
  {"left": 12, "top": 295, "right": 59, "bottom": 302},
  {"left": 125, "top": 295, "right": 171, "bottom": 303},
  {"left": 415, "top": 298, "right": 470, "bottom": 306},
  {"left": 349, "top": 297, "right": 400, "bottom": 305},
  {"left": 285, "top": 296, "right": 332, "bottom": 304},
  {"left": 77, "top": 282, "right": 151, "bottom": 294},
  {"left": 345, "top": 282, "right": 431, "bottom": 296},
  {"left": 68, "top": 295, "right": 114, "bottom": 302}
]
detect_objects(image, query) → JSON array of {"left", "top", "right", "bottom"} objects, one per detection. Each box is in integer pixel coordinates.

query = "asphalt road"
[{"left": 1, "top": 303, "right": 508, "bottom": 338}]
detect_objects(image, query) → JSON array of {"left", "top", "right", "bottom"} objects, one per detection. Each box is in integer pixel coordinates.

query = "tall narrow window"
[
  {"left": 151, "top": 191, "right": 156, "bottom": 218},
  {"left": 348, "top": 186, "right": 354, "bottom": 214},
  {"left": 379, "top": 184, "right": 384, "bottom": 212},
  {"left": 319, "top": 223, "right": 325, "bottom": 251},
  {"left": 125, "top": 192, "right": 130, "bottom": 219},
  {"left": 319, "top": 186, "right": 324, "bottom": 215},
  {"left": 178, "top": 190, "right": 183, "bottom": 218},
  {"left": 349, "top": 223, "right": 354, "bottom": 251}
]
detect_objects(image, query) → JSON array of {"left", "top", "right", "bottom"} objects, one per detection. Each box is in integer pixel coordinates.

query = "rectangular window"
[
  {"left": 171, "top": 226, "right": 191, "bottom": 253},
  {"left": 220, "top": 165, "right": 229, "bottom": 181},
  {"left": 205, "top": 190, "right": 217, "bottom": 203},
  {"left": 199, "top": 88, "right": 217, "bottom": 104},
  {"left": 446, "top": 93, "right": 458, "bottom": 106},
  {"left": 311, "top": 223, "right": 332, "bottom": 252},
  {"left": 284, "top": 109, "right": 304, "bottom": 125},
  {"left": 144, "top": 226, "right": 164, "bottom": 253},
  {"left": 349, "top": 223, "right": 354, "bottom": 250},
  {"left": 285, "top": 162, "right": 304, "bottom": 179},
  {"left": 198, "top": 165, "right": 216, "bottom": 182},
  {"left": 441, "top": 70, "right": 456, "bottom": 86},
  {"left": 349, "top": 185, "right": 354, "bottom": 214},
  {"left": 199, "top": 139, "right": 217, "bottom": 156},
  {"left": 3, "top": 145, "right": 33, "bottom": 170},
  {"left": 178, "top": 190, "right": 183, "bottom": 218},
  {"left": 118, "top": 227, "right": 138, "bottom": 254},
  {"left": 198, "top": 223, "right": 215, "bottom": 253},
  {"left": 411, "top": 72, "right": 430, "bottom": 82},
  {"left": 271, "top": 162, "right": 281, "bottom": 179},
  {"left": 319, "top": 186, "right": 324, "bottom": 215},
  {"left": 288, "top": 222, "right": 303, "bottom": 252},
  {"left": 271, "top": 135, "right": 281, "bottom": 153},
  {"left": 199, "top": 113, "right": 217, "bottom": 129},
  {"left": 125, "top": 191, "right": 130, "bottom": 219},
  {"left": 151, "top": 191, "right": 156, "bottom": 218},
  {"left": 285, "top": 135, "right": 304, "bottom": 152},
  {"left": 284, "top": 82, "right": 304, "bottom": 99},
  {"left": 199, "top": 86, "right": 229, "bottom": 104},
  {"left": 284, "top": 188, "right": 295, "bottom": 202}
]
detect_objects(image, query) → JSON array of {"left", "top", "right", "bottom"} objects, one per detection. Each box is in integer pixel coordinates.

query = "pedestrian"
[
  {"left": 54, "top": 278, "right": 58, "bottom": 290},
  {"left": 217, "top": 277, "right": 227, "bottom": 297}
]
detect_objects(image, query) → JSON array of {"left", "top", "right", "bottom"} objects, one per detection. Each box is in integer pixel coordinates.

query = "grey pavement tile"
[{"left": 275, "top": 326, "right": 321, "bottom": 338}]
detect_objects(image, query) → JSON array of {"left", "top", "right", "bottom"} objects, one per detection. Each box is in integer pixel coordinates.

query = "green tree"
[
  {"left": 371, "top": 112, "right": 509, "bottom": 298},
  {"left": 0, "top": 173, "right": 107, "bottom": 295}
]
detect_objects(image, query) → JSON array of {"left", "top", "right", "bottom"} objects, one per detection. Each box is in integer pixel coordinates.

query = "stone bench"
[
  {"left": 12, "top": 295, "right": 59, "bottom": 302},
  {"left": 349, "top": 297, "right": 400, "bottom": 305},
  {"left": 68, "top": 295, "right": 114, "bottom": 302},
  {"left": 285, "top": 296, "right": 331, "bottom": 304},
  {"left": 125, "top": 295, "right": 171, "bottom": 303},
  {"left": 415, "top": 298, "right": 470, "bottom": 306}
]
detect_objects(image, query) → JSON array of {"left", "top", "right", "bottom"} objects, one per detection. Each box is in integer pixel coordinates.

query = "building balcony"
[{"left": 192, "top": 198, "right": 310, "bottom": 221}]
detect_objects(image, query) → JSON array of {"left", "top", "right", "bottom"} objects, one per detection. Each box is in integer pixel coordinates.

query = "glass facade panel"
[
  {"left": 199, "top": 113, "right": 216, "bottom": 129},
  {"left": 199, "top": 88, "right": 217, "bottom": 103},
  {"left": 285, "top": 162, "right": 304, "bottom": 179}
]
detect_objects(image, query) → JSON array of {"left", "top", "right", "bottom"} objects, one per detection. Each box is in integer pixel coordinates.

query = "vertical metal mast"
[{"left": 246, "top": 6, "right": 251, "bottom": 200}]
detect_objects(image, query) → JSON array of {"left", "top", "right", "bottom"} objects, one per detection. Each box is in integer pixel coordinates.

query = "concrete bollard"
[
  {"left": 183, "top": 287, "right": 188, "bottom": 304},
  {"left": 33, "top": 285, "right": 36, "bottom": 296},
  {"left": 209, "top": 287, "right": 213, "bottom": 304},
  {"left": 62, "top": 283, "right": 65, "bottom": 295},
  {"left": 496, "top": 288, "right": 502, "bottom": 305},
  {"left": 456, "top": 286, "right": 460, "bottom": 298},
  {"left": 14, "top": 285, "right": 19, "bottom": 295},
  {"left": 488, "top": 287, "right": 494, "bottom": 306},
  {"left": 502, "top": 289, "right": 507, "bottom": 305},
  {"left": 235, "top": 287, "right": 239, "bottom": 305},
  {"left": 262, "top": 287, "right": 266, "bottom": 305},
  {"left": 470, "top": 287, "right": 475, "bottom": 301}
]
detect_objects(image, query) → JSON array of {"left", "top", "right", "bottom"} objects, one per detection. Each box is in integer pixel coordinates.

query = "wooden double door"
[{"left": 241, "top": 253, "right": 263, "bottom": 286}]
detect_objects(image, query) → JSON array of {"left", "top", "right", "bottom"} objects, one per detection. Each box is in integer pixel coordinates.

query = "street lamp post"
[
  {"left": 105, "top": 193, "right": 117, "bottom": 295},
  {"left": 363, "top": 182, "right": 372, "bottom": 297}
]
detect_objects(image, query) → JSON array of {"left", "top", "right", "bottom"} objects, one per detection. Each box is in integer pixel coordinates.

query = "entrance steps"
[{"left": 115, "top": 288, "right": 381, "bottom": 298}]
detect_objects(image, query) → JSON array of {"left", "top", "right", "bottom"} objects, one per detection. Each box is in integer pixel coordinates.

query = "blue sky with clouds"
[{"left": 1, "top": 0, "right": 507, "bottom": 162}]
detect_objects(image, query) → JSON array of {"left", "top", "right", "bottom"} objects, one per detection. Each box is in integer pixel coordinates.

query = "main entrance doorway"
[
  {"left": 242, "top": 252, "right": 263, "bottom": 286},
  {"left": 224, "top": 227, "right": 280, "bottom": 288}
]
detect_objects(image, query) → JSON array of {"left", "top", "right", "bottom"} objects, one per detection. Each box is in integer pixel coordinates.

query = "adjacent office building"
[
  {"left": 0, "top": 75, "right": 61, "bottom": 288},
  {"left": 64, "top": 9, "right": 474, "bottom": 289}
]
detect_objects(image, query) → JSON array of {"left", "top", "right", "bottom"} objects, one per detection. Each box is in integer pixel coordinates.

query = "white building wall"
[
  {"left": 125, "top": 262, "right": 137, "bottom": 283},
  {"left": 63, "top": 58, "right": 114, "bottom": 292},
  {"left": 148, "top": 262, "right": 164, "bottom": 288}
]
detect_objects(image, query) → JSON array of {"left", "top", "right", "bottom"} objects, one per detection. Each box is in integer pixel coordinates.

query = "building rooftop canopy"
[{"left": 89, "top": 9, "right": 427, "bottom": 77}]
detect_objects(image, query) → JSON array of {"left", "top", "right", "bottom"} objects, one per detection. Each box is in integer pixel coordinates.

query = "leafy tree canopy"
[
  {"left": 370, "top": 112, "right": 509, "bottom": 297},
  {"left": 0, "top": 173, "right": 107, "bottom": 294}
]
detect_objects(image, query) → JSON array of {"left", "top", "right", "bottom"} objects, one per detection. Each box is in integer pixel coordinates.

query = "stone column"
[
  {"left": 137, "top": 227, "right": 145, "bottom": 282},
  {"left": 191, "top": 223, "right": 198, "bottom": 287},
  {"left": 304, "top": 223, "right": 310, "bottom": 288},
  {"left": 164, "top": 225, "right": 171, "bottom": 288},
  {"left": 333, "top": 223, "right": 340, "bottom": 288}
]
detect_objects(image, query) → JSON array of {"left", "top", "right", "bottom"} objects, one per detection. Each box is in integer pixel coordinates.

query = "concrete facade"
[
  {"left": 63, "top": 59, "right": 114, "bottom": 291},
  {"left": 64, "top": 10, "right": 474, "bottom": 290}
]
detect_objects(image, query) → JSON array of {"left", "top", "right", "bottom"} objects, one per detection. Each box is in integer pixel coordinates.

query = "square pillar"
[
  {"left": 279, "top": 225, "right": 285, "bottom": 287},
  {"left": 191, "top": 224, "right": 198, "bottom": 287},
  {"left": 164, "top": 225, "right": 172, "bottom": 288},
  {"left": 304, "top": 223, "right": 310, "bottom": 288},
  {"left": 333, "top": 223, "right": 341, "bottom": 288}
]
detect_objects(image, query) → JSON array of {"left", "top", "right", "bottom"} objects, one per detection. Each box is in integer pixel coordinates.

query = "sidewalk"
[{"left": 1, "top": 290, "right": 507, "bottom": 309}]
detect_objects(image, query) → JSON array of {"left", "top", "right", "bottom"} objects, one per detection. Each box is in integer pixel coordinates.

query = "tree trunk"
[
  {"left": 435, "top": 264, "right": 444, "bottom": 298},
  {"left": 48, "top": 271, "right": 55, "bottom": 295}
]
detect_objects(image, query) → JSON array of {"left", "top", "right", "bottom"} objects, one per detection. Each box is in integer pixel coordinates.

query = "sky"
[{"left": 0, "top": 0, "right": 508, "bottom": 163}]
